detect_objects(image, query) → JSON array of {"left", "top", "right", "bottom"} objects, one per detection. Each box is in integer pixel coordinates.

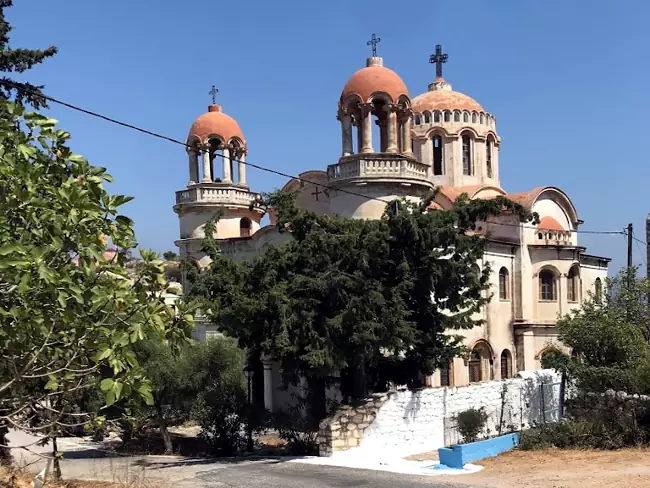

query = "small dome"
[
  {"left": 187, "top": 105, "right": 245, "bottom": 145},
  {"left": 340, "top": 57, "right": 409, "bottom": 105},
  {"left": 537, "top": 216, "right": 565, "bottom": 231},
  {"left": 412, "top": 77, "right": 484, "bottom": 113}
]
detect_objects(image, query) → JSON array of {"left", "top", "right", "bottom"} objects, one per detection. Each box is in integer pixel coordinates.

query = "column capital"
[
  {"left": 383, "top": 103, "right": 400, "bottom": 113},
  {"left": 358, "top": 102, "right": 374, "bottom": 114}
]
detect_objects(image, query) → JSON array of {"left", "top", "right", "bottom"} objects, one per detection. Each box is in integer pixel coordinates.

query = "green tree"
[
  {"left": 192, "top": 189, "right": 532, "bottom": 416},
  {"left": 0, "top": 1, "right": 57, "bottom": 108},
  {"left": 163, "top": 251, "right": 178, "bottom": 261},
  {"left": 0, "top": 101, "right": 194, "bottom": 463}
]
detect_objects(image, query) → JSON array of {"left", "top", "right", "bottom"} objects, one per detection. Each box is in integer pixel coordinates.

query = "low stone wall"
[
  {"left": 568, "top": 389, "right": 650, "bottom": 420},
  {"left": 318, "top": 369, "right": 560, "bottom": 457}
]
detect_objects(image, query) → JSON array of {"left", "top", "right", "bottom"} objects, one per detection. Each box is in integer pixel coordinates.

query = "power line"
[
  {"left": 0, "top": 79, "right": 627, "bottom": 237},
  {"left": 633, "top": 231, "right": 646, "bottom": 266}
]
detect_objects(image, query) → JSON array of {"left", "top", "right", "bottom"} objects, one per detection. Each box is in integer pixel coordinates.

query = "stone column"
[
  {"left": 385, "top": 106, "right": 398, "bottom": 153},
  {"left": 188, "top": 149, "right": 198, "bottom": 184},
  {"left": 523, "top": 330, "right": 535, "bottom": 371},
  {"left": 222, "top": 145, "right": 232, "bottom": 183},
  {"left": 378, "top": 119, "right": 388, "bottom": 152},
  {"left": 340, "top": 111, "right": 353, "bottom": 156},
  {"left": 402, "top": 113, "right": 413, "bottom": 156},
  {"left": 262, "top": 359, "right": 274, "bottom": 412},
  {"left": 360, "top": 103, "right": 373, "bottom": 153},
  {"left": 201, "top": 146, "right": 211, "bottom": 182},
  {"left": 238, "top": 150, "right": 247, "bottom": 186}
]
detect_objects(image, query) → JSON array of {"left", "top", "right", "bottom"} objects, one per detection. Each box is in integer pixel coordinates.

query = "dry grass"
[
  {"left": 453, "top": 448, "right": 650, "bottom": 488},
  {"left": 0, "top": 468, "right": 158, "bottom": 488}
]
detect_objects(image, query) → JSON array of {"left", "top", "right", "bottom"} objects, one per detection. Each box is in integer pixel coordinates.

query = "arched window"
[
  {"left": 567, "top": 266, "right": 579, "bottom": 302},
  {"left": 469, "top": 342, "right": 492, "bottom": 383},
  {"left": 240, "top": 217, "right": 252, "bottom": 237},
  {"left": 486, "top": 138, "right": 493, "bottom": 178},
  {"left": 539, "top": 269, "right": 557, "bottom": 301},
  {"left": 444, "top": 111, "right": 451, "bottom": 122},
  {"left": 415, "top": 115, "right": 422, "bottom": 125},
  {"left": 480, "top": 113, "right": 485, "bottom": 125},
  {"left": 472, "top": 112, "right": 478, "bottom": 123},
  {"left": 454, "top": 111, "right": 461, "bottom": 122},
  {"left": 463, "top": 112, "right": 469, "bottom": 123},
  {"left": 432, "top": 135, "right": 443, "bottom": 175},
  {"left": 424, "top": 112, "right": 431, "bottom": 124},
  {"left": 500, "top": 350, "right": 512, "bottom": 379},
  {"left": 440, "top": 359, "right": 453, "bottom": 387},
  {"left": 462, "top": 135, "right": 472, "bottom": 175},
  {"left": 434, "top": 111, "right": 441, "bottom": 123},
  {"left": 499, "top": 267, "right": 509, "bottom": 300},
  {"left": 595, "top": 277, "right": 603, "bottom": 304}
]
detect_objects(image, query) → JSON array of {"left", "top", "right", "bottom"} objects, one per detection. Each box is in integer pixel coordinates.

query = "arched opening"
[
  {"left": 469, "top": 341, "right": 492, "bottom": 383},
  {"left": 444, "top": 111, "right": 451, "bottom": 122},
  {"left": 539, "top": 269, "right": 557, "bottom": 301},
  {"left": 434, "top": 111, "right": 441, "bottom": 123},
  {"left": 567, "top": 265, "right": 580, "bottom": 302},
  {"left": 463, "top": 111, "right": 469, "bottom": 123},
  {"left": 500, "top": 350, "right": 512, "bottom": 379},
  {"left": 415, "top": 115, "right": 422, "bottom": 125},
  {"left": 424, "top": 112, "right": 431, "bottom": 124},
  {"left": 369, "top": 98, "right": 389, "bottom": 153},
  {"left": 472, "top": 112, "right": 478, "bottom": 124},
  {"left": 432, "top": 135, "right": 443, "bottom": 175},
  {"left": 208, "top": 138, "right": 224, "bottom": 182},
  {"left": 462, "top": 135, "right": 472, "bottom": 175},
  {"left": 486, "top": 136, "right": 494, "bottom": 179},
  {"left": 595, "top": 277, "right": 603, "bottom": 304},
  {"left": 240, "top": 217, "right": 252, "bottom": 237},
  {"left": 454, "top": 111, "right": 461, "bottom": 122},
  {"left": 230, "top": 141, "right": 242, "bottom": 184},
  {"left": 480, "top": 113, "right": 485, "bottom": 125},
  {"left": 439, "top": 359, "right": 453, "bottom": 387},
  {"left": 499, "top": 267, "right": 509, "bottom": 300}
]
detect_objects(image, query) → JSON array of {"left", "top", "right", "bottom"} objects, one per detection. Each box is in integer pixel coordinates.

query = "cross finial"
[
  {"left": 429, "top": 44, "right": 449, "bottom": 79},
  {"left": 367, "top": 33, "right": 381, "bottom": 57},
  {"left": 208, "top": 85, "right": 218, "bottom": 105}
]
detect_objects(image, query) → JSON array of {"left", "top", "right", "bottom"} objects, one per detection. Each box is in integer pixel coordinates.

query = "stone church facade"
[{"left": 173, "top": 46, "right": 609, "bottom": 412}]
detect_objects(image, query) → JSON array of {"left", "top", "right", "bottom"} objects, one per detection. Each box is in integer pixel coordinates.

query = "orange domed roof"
[
  {"left": 412, "top": 78, "right": 484, "bottom": 113},
  {"left": 340, "top": 57, "right": 409, "bottom": 104},
  {"left": 537, "top": 216, "right": 565, "bottom": 231},
  {"left": 187, "top": 105, "right": 245, "bottom": 145}
]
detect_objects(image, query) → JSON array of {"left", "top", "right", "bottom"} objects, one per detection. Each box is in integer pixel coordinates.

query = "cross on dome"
[
  {"left": 208, "top": 85, "right": 218, "bottom": 105},
  {"left": 429, "top": 44, "right": 448, "bottom": 79},
  {"left": 367, "top": 33, "right": 381, "bottom": 57}
]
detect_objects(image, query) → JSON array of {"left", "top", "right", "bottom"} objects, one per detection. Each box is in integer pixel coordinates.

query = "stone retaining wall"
[{"left": 318, "top": 369, "right": 560, "bottom": 457}]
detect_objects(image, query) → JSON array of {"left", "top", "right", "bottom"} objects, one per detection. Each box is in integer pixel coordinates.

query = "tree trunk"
[
  {"left": 307, "top": 376, "right": 327, "bottom": 421},
  {"left": 0, "top": 421, "right": 12, "bottom": 466},
  {"left": 349, "top": 353, "right": 368, "bottom": 401},
  {"left": 52, "top": 436, "right": 62, "bottom": 480},
  {"left": 154, "top": 402, "right": 173, "bottom": 454}
]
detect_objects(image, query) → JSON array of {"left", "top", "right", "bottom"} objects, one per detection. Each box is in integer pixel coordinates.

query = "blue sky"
[{"left": 8, "top": 0, "right": 650, "bottom": 274}]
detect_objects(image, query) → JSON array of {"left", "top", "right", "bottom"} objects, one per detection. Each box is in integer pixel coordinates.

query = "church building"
[{"left": 173, "top": 43, "right": 609, "bottom": 411}]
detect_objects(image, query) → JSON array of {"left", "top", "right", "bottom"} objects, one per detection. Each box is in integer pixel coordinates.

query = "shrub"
[
  {"left": 520, "top": 419, "right": 650, "bottom": 450},
  {"left": 272, "top": 396, "right": 319, "bottom": 455},
  {"left": 455, "top": 407, "right": 488, "bottom": 444},
  {"left": 189, "top": 337, "right": 249, "bottom": 455}
]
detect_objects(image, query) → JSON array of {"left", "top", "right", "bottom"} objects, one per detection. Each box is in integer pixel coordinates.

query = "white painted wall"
[{"left": 351, "top": 370, "right": 560, "bottom": 458}]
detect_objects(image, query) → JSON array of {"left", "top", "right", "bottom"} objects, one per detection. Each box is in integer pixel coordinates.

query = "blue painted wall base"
[{"left": 438, "top": 433, "right": 519, "bottom": 469}]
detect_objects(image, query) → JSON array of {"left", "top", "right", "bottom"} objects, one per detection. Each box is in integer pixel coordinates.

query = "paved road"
[{"left": 7, "top": 430, "right": 486, "bottom": 488}]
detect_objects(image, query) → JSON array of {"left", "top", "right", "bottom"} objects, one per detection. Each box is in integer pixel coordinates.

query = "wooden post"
[{"left": 628, "top": 223, "right": 634, "bottom": 269}]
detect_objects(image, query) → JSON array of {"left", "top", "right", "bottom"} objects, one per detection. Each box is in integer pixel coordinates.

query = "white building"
[{"left": 173, "top": 47, "right": 608, "bottom": 410}]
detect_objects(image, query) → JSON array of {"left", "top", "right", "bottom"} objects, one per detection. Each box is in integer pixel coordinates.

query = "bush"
[
  {"left": 189, "top": 337, "right": 249, "bottom": 455},
  {"left": 272, "top": 396, "right": 319, "bottom": 455},
  {"left": 455, "top": 407, "right": 488, "bottom": 444},
  {"left": 520, "top": 419, "right": 650, "bottom": 450}
]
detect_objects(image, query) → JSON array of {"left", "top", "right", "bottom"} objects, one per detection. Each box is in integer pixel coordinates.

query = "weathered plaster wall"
[{"left": 318, "top": 370, "right": 560, "bottom": 457}]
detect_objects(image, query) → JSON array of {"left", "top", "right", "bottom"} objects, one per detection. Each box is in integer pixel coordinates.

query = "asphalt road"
[{"left": 7, "top": 430, "right": 486, "bottom": 488}]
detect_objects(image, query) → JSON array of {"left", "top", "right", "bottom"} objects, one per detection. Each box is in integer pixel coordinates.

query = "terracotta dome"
[
  {"left": 412, "top": 77, "right": 484, "bottom": 113},
  {"left": 187, "top": 105, "right": 245, "bottom": 145},
  {"left": 537, "top": 216, "right": 565, "bottom": 231},
  {"left": 340, "top": 57, "right": 409, "bottom": 105}
]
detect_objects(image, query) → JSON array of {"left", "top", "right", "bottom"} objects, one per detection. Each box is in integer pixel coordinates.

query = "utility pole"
[
  {"left": 646, "top": 215, "right": 650, "bottom": 279},
  {"left": 628, "top": 223, "right": 633, "bottom": 269}
]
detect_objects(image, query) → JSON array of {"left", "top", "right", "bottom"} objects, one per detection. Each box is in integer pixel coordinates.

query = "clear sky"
[{"left": 8, "top": 0, "right": 650, "bottom": 274}]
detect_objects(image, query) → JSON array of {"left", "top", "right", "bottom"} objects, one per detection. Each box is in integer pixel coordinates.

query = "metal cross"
[
  {"left": 208, "top": 85, "right": 218, "bottom": 104},
  {"left": 367, "top": 33, "right": 381, "bottom": 57},
  {"left": 311, "top": 186, "right": 323, "bottom": 201},
  {"left": 429, "top": 44, "right": 449, "bottom": 78}
]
